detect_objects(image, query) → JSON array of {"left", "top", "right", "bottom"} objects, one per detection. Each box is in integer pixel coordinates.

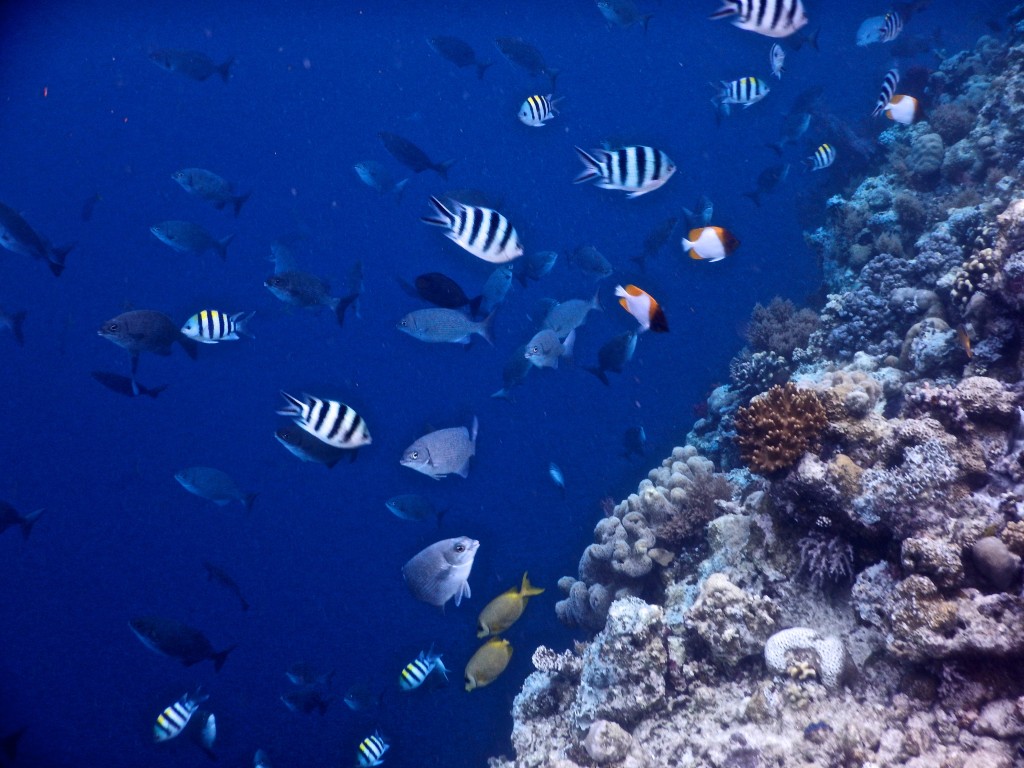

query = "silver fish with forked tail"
[
  {"left": 402, "top": 536, "right": 480, "bottom": 607},
  {"left": 401, "top": 417, "right": 478, "bottom": 479}
]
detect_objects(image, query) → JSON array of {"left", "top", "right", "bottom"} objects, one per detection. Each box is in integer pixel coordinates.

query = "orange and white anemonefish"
[
  {"left": 682, "top": 226, "right": 740, "bottom": 263},
  {"left": 615, "top": 284, "right": 669, "bottom": 333},
  {"left": 884, "top": 94, "right": 923, "bottom": 125}
]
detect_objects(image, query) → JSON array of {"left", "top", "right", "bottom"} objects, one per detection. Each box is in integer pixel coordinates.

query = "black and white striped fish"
[
  {"left": 879, "top": 10, "right": 903, "bottom": 42},
  {"left": 716, "top": 77, "right": 770, "bottom": 107},
  {"left": 573, "top": 145, "right": 676, "bottom": 199},
  {"left": 804, "top": 143, "right": 836, "bottom": 171},
  {"left": 518, "top": 94, "right": 559, "bottom": 126},
  {"left": 181, "top": 309, "right": 254, "bottom": 343},
  {"left": 871, "top": 68, "right": 899, "bottom": 116},
  {"left": 278, "top": 392, "right": 372, "bottom": 449},
  {"left": 421, "top": 197, "right": 523, "bottom": 264},
  {"left": 356, "top": 731, "right": 389, "bottom": 767},
  {"left": 153, "top": 689, "right": 208, "bottom": 743},
  {"left": 709, "top": 0, "right": 809, "bottom": 39},
  {"left": 399, "top": 647, "right": 449, "bottom": 691}
]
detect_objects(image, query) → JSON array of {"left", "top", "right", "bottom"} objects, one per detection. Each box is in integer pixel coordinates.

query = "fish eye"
[
  {"left": 408, "top": 451, "right": 418, "bottom": 460},
  {"left": 455, "top": 544, "right": 465, "bottom": 553},
  {"left": 107, "top": 323, "right": 118, "bottom": 332}
]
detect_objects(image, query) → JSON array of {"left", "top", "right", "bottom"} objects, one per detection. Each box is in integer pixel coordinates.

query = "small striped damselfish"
[
  {"left": 872, "top": 69, "right": 899, "bottom": 117},
  {"left": 879, "top": 11, "right": 903, "bottom": 42},
  {"left": 356, "top": 731, "right": 389, "bottom": 766},
  {"left": 399, "top": 648, "right": 449, "bottom": 691},
  {"left": 153, "top": 689, "right": 208, "bottom": 742},
  {"left": 518, "top": 94, "right": 558, "bottom": 126},
  {"left": 709, "top": 0, "right": 809, "bottom": 39},
  {"left": 278, "top": 392, "right": 372, "bottom": 449},
  {"left": 717, "top": 76, "right": 770, "bottom": 107},
  {"left": 181, "top": 309, "right": 254, "bottom": 343},
  {"left": 573, "top": 145, "right": 676, "bottom": 199},
  {"left": 805, "top": 143, "right": 836, "bottom": 171},
  {"left": 421, "top": 197, "right": 523, "bottom": 264}
]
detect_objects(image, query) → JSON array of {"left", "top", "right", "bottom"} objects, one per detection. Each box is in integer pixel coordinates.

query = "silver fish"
[
  {"left": 402, "top": 536, "right": 480, "bottom": 607},
  {"left": 0, "top": 201, "right": 73, "bottom": 276},
  {"left": 150, "top": 49, "right": 234, "bottom": 82},
  {"left": 597, "top": 0, "right": 652, "bottom": 32},
  {"left": 354, "top": 161, "right": 410, "bottom": 198},
  {"left": 514, "top": 250, "right": 557, "bottom": 287},
  {"left": 542, "top": 292, "right": 601, "bottom": 338},
  {"left": 401, "top": 417, "right": 478, "bottom": 480},
  {"left": 172, "top": 168, "right": 250, "bottom": 216},
  {"left": 479, "top": 263, "right": 515, "bottom": 316},
  {"left": 548, "top": 462, "right": 566, "bottom": 496},
  {"left": 151, "top": 220, "right": 234, "bottom": 259},
  {"left": 174, "top": 467, "right": 257, "bottom": 510},
  {"left": 397, "top": 307, "right": 494, "bottom": 345},
  {"left": 524, "top": 328, "right": 575, "bottom": 369}
]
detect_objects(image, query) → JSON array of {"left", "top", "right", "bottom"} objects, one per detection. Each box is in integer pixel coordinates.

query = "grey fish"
[
  {"left": 514, "top": 250, "right": 558, "bottom": 287},
  {"left": 129, "top": 616, "right": 236, "bottom": 671},
  {"left": 491, "top": 344, "right": 533, "bottom": 401},
  {"left": 254, "top": 749, "right": 272, "bottom": 768},
  {"left": 81, "top": 192, "right": 102, "bottom": 222},
  {"left": 203, "top": 560, "right": 250, "bottom": 611},
  {"left": 281, "top": 687, "right": 334, "bottom": 715},
  {"left": 0, "top": 502, "right": 43, "bottom": 540},
  {"left": 343, "top": 682, "right": 381, "bottom": 712},
  {"left": 743, "top": 163, "right": 790, "bottom": 207},
  {"left": 549, "top": 462, "right": 566, "bottom": 497},
  {"left": 149, "top": 49, "right": 234, "bottom": 82},
  {"left": 524, "top": 328, "right": 575, "bottom": 369},
  {"left": 175, "top": 466, "right": 257, "bottom": 510},
  {"left": 264, "top": 271, "right": 357, "bottom": 326},
  {"left": 400, "top": 272, "right": 478, "bottom": 310},
  {"left": 569, "top": 245, "right": 613, "bottom": 281},
  {"left": 0, "top": 201, "right": 73, "bottom": 276},
  {"left": 542, "top": 291, "right": 601, "bottom": 338},
  {"left": 0, "top": 309, "right": 26, "bottom": 346},
  {"left": 97, "top": 310, "right": 198, "bottom": 377},
  {"left": 495, "top": 37, "right": 559, "bottom": 89},
  {"left": 354, "top": 161, "right": 410, "bottom": 198},
  {"left": 275, "top": 424, "right": 348, "bottom": 468},
  {"left": 397, "top": 308, "right": 493, "bottom": 345},
  {"left": 268, "top": 236, "right": 301, "bottom": 273},
  {"left": 172, "top": 168, "right": 250, "bottom": 216},
  {"left": 767, "top": 112, "right": 811, "bottom": 156},
  {"left": 91, "top": 370, "right": 167, "bottom": 399},
  {"left": 634, "top": 216, "right": 678, "bottom": 271},
  {"left": 624, "top": 425, "right": 647, "bottom": 458},
  {"left": 479, "top": 263, "right": 515, "bottom": 316},
  {"left": 379, "top": 131, "right": 454, "bottom": 178},
  {"left": 682, "top": 195, "right": 714, "bottom": 228},
  {"left": 286, "top": 662, "right": 334, "bottom": 687},
  {"left": 151, "top": 220, "right": 234, "bottom": 259},
  {"left": 385, "top": 494, "right": 445, "bottom": 525},
  {"left": 428, "top": 36, "right": 493, "bottom": 79},
  {"left": 597, "top": 0, "right": 653, "bottom": 32},
  {"left": 586, "top": 329, "right": 637, "bottom": 385},
  {"left": 401, "top": 417, "right": 478, "bottom": 480},
  {"left": 402, "top": 536, "right": 480, "bottom": 607}
]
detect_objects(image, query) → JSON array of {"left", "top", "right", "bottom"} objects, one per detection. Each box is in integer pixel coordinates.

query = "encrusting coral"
[{"left": 734, "top": 382, "right": 827, "bottom": 475}]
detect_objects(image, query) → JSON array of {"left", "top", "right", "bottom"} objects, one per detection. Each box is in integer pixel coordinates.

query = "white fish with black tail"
[
  {"left": 549, "top": 462, "right": 565, "bottom": 496},
  {"left": 518, "top": 94, "right": 560, "bottom": 127},
  {"left": 524, "top": 328, "right": 575, "bottom": 369},
  {"left": 150, "top": 220, "right": 234, "bottom": 259},
  {"left": 397, "top": 307, "right": 494, "bottom": 345},
  {"left": 171, "top": 168, "right": 250, "bottom": 216},
  {"left": 402, "top": 536, "right": 480, "bottom": 607},
  {"left": 278, "top": 392, "right": 372, "bottom": 450},
  {"left": 356, "top": 731, "right": 389, "bottom": 767},
  {"left": 715, "top": 77, "right": 769, "bottom": 108},
  {"left": 153, "top": 689, "right": 208, "bottom": 742},
  {"left": 804, "top": 143, "right": 836, "bottom": 171},
  {"left": 872, "top": 69, "right": 899, "bottom": 116},
  {"left": 399, "top": 647, "right": 449, "bottom": 690},
  {"left": 710, "top": 0, "right": 808, "bottom": 38},
  {"left": 770, "top": 43, "right": 785, "bottom": 78},
  {"left": 401, "top": 418, "right": 478, "bottom": 480},
  {"left": 574, "top": 145, "right": 676, "bottom": 198},
  {"left": 175, "top": 467, "right": 257, "bottom": 510},
  {"left": 421, "top": 197, "right": 523, "bottom": 263},
  {"left": 181, "top": 309, "right": 254, "bottom": 343}
]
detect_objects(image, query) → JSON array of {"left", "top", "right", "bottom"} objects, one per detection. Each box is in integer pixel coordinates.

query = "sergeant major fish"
[
  {"left": 872, "top": 69, "right": 900, "bottom": 116},
  {"left": 172, "top": 168, "right": 250, "bottom": 216},
  {"left": 379, "top": 131, "right": 454, "bottom": 178},
  {"left": 399, "top": 647, "right": 449, "bottom": 690},
  {"left": 150, "top": 49, "right": 234, "bottom": 82},
  {"left": 151, "top": 220, "right": 234, "bottom": 259},
  {"left": 181, "top": 309, "right": 254, "bottom": 343},
  {"left": 714, "top": 77, "right": 770, "bottom": 110},
  {"left": 402, "top": 536, "right": 480, "bottom": 607},
  {"left": 428, "top": 36, "right": 492, "bottom": 79},
  {"left": 129, "top": 615, "right": 236, "bottom": 671},
  {"left": 278, "top": 392, "right": 372, "bottom": 450},
  {"left": 397, "top": 307, "right": 494, "bottom": 345},
  {"left": 804, "top": 143, "right": 836, "bottom": 170},
  {"left": 709, "top": 0, "right": 809, "bottom": 39},
  {"left": 0, "top": 201, "right": 73, "bottom": 276},
  {"left": 401, "top": 417, "right": 478, "bottom": 480},
  {"left": 356, "top": 731, "right": 389, "bottom": 767},
  {"left": 153, "top": 689, "right": 208, "bottom": 743},
  {"left": 265, "top": 270, "right": 358, "bottom": 327},
  {"left": 518, "top": 94, "right": 560, "bottom": 127},
  {"left": 175, "top": 466, "right": 257, "bottom": 510},
  {"left": 477, "top": 573, "right": 544, "bottom": 637},
  {"left": 574, "top": 145, "right": 676, "bottom": 198},
  {"left": 421, "top": 197, "right": 523, "bottom": 264}
]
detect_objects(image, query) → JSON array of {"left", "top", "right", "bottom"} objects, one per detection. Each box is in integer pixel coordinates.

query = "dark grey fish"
[
  {"left": 514, "top": 250, "right": 557, "bottom": 287},
  {"left": 129, "top": 616, "right": 236, "bottom": 671},
  {"left": 97, "top": 310, "right": 198, "bottom": 377},
  {"left": 385, "top": 494, "right": 445, "bottom": 525},
  {"left": 428, "top": 36, "right": 492, "bottom": 79},
  {"left": 570, "top": 245, "right": 613, "bottom": 281},
  {"left": 597, "top": 0, "right": 653, "bottom": 32},
  {"left": 767, "top": 112, "right": 811, "bottom": 156},
  {"left": 495, "top": 37, "right": 559, "bottom": 89},
  {"left": 682, "top": 195, "right": 714, "bottom": 228},
  {"left": 281, "top": 687, "right": 333, "bottom": 715},
  {"left": 624, "top": 425, "right": 647, "bottom": 458},
  {"left": 1, "top": 728, "right": 26, "bottom": 763},
  {"left": 479, "top": 263, "right": 514, "bottom": 316},
  {"left": 275, "top": 424, "right": 348, "bottom": 468},
  {"left": 172, "top": 168, "right": 250, "bottom": 216},
  {"left": 586, "top": 329, "right": 638, "bottom": 385},
  {"left": 633, "top": 217, "right": 678, "bottom": 271},
  {"left": 0, "top": 201, "right": 73, "bottom": 276},
  {"left": 743, "top": 163, "right": 790, "bottom": 207},
  {"left": 491, "top": 344, "right": 533, "bottom": 401},
  {"left": 203, "top": 560, "right": 250, "bottom": 611},
  {"left": 81, "top": 192, "right": 102, "bottom": 222},
  {"left": 402, "top": 536, "right": 480, "bottom": 607},
  {"left": 379, "top": 131, "right": 454, "bottom": 178},
  {"left": 151, "top": 220, "right": 234, "bottom": 259},
  {"left": 91, "top": 370, "right": 167, "bottom": 399},
  {"left": 286, "top": 662, "right": 334, "bottom": 687},
  {"left": 0, "top": 308, "right": 26, "bottom": 346},
  {"left": 175, "top": 466, "right": 256, "bottom": 510},
  {"left": 264, "top": 271, "right": 357, "bottom": 326},
  {"left": 399, "top": 272, "right": 479, "bottom": 311},
  {"left": 354, "top": 161, "right": 410, "bottom": 198},
  {"left": 0, "top": 502, "right": 43, "bottom": 540},
  {"left": 149, "top": 49, "right": 234, "bottom": 82}
]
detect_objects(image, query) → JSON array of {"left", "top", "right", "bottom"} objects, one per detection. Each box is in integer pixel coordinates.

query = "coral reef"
[{"left": 734, "top": 382, "right": 827, "bottom": 475}]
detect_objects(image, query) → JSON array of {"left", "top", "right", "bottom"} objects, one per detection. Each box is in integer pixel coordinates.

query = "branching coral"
[
  {"left": 744, "top": 297, "right": 819, "bottom": 360},
  {"left": 734, "top": 383, "right": 828, "bottom": 475}
]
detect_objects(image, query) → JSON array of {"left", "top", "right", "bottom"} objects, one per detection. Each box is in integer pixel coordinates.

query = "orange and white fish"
[
  {"left": 681, "top": 227, "right": 740, "bottom": 263},
  {"left": 614, "top": 284, "right": 669, "bottom": 333},
  {"left": 884, "top": 94, "right": 923, "bottom": 125}
]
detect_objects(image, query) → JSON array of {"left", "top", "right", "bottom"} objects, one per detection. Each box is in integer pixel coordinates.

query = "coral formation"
[{"left": 734, "top": 382, "right": 827, "bottom": 475}]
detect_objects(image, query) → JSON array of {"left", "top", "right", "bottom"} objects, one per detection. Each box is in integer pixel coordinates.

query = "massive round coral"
[{"left": 734, "top": 382, "right": 827, "bottom": 475}]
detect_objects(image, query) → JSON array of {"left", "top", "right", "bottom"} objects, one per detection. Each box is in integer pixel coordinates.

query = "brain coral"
[
  {"left": 734, "top": 382, "right": 827, "bottom": 475},
  {"left": 908, "top": 132, "right": 945, "bottom": 184}
]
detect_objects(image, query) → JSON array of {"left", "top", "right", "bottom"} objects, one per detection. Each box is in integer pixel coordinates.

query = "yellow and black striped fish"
[
  {"left": 399, "top": 647, "right": 449, "bottom": 691},
  {"left": 804, "top": 143, "right": 836, "bottom": 171},
  {"left": 716, "top": 76, "right": 770, "bottom": 108},
  {"left": 180, "top": 309, "right": 254, "bottom": 343},
  {"left": 153, "top": 689, "right": 208, "bottom": 742},
  {"left": 356, "top": 731, "right": 389, "bottom": 766},
  {"left": 518, "top": 94, "right": 558, "bottom": 127}
]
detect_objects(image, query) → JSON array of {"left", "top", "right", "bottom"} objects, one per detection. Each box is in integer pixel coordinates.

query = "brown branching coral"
[{"left": 734, "top": 382, "right": 827, "bottom": 475}]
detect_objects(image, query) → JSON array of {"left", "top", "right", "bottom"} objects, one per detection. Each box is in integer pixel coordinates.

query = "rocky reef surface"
[{"left": 490, "top": 21, "right": 1024, "bottom": 768}]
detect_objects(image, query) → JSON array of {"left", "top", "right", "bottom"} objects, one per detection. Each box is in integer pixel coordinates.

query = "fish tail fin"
[
  {"left": 562, "top": 328, "right": 576, "bottom": 363},
  {"left": 743, "top": 191, "right": 761, "bottom": 207},
  {"left": 520, "top": 572, "right": 545, "bottom": 597},
  {"left": 48, "top": 242, "right": 75, "bottom": 277},
  {"left": 421, "top": 196, "right": 455, "bottom": 227},
  {"left": 806, "top": 27, "right": 820, "bottom": 51},
  {"left": 233, "top": 190, "right": 252, "bottom": 217},
  {"left": 393, "top": 177, "right": 410, "bottom": 201},
  {"left": 477, "top": 311, "right": 496, "bottom": 345},
  {"left": 476, "top": 61, "right": 493, "bottom": 79},
  {"left": 766, "top": 141, "right": 784, "bottom": 156},
  {"left": 9, "top": 310, "right": 27, "bottom": 346},
  {"left": 641, "top": 13, "right": 653, "bottom": 33},
  {"left": 144, "top": 383, "right": 170, "bottom": 398},
  {"left": 585, "top": 366, "right": 610, "bottom": 386},
  {"left": 433, "top": 160, "right": 456, "bottom": 180},
  {"left": 434, "top": 656, "right": 450, "bottom": 680},
  {"left": 468, "top": 294, "right": 484, "bottom": 318},
  {"left": 708, "top": 1, "right": 739, "bottom": 20},
  {"left": 470, "top": 415, "right": 479, "bottom": 448},
  {"left": 232, "top": 311, "right": 256, "bottom": 338},
  {"left": 277, "top": 391, "right": 304, "bottom": 416},
  {"left": 573, "top": 147, "right": 602, "bottom": 184},
  {"left": 178, "top": 335, "right": 200, "bottom": 360},
  {"left": 218, "top": 56, "right": 235, "bottom": 82},
  {"left": 335, "top": 293, "right": 359, "bottom": 327},
  {"left": 19, "top": 508, "right": 44, "bottom": 540},
  {"left": 548, "top": 68, "right": 559, "bottom": 91},
  {"left": 490, "top": 387, "right": 514, "bottom": 402},
  {"left": 243, "top": 492, "right": 258, "bottom": 512},
  {"left": 215, "top": 233, "right": 235, "bottom": 260},
  {"left": 212, "top": 644, "right": 237, "bottom": 672},
  {"left": 591, "top": 288, "right": 602, "bottom": 312}
]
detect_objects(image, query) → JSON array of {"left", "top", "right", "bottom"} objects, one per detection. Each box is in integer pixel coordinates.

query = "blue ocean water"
[{"left": 0, "top": 2, "right": 1001, "bottom": 766}]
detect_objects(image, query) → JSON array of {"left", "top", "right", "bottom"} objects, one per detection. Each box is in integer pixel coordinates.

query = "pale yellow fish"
[
  {"left": 464, "top": 638, "right": 513, "bottom": 691},
  {"left": 476, "top": 573, "right": 544, "bottom": 638}
]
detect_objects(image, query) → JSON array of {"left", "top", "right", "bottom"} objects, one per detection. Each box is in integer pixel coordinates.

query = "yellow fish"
[
  {"left": 476, "top": 573, "right": 544, "bottom": 638},
  {"left": 464, "top": 638, "right": 513, "bottom": 691}
]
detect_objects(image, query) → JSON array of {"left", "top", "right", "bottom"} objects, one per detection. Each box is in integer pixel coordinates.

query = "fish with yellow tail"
[
  {"left": 615, "top": 284, "right": 669, "bottom": 333},
  {"left": 682, "top": 226, "right": 740, "bottom": 263},
  {"left": 477, "top": 573, "right": 545, "bottom": 637},
  {"left": 465, "top": 637, "right": 513, "bottom": 690},
  {"left": 883, "top": 94, "right": 923, "bottom": 125}
]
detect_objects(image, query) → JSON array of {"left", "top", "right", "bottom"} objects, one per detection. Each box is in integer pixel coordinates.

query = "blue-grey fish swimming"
[
  {"left": 401, "top": 418, "right": 479, "bottom": 480},
  {"left": 542, "top": 292, "right": 601, "bottom": 339},
  {"left": 90, "top": 370, "right": 167, "bottom": 399},
  {"left": 129, "top": 616, "right": 236, "bottom": 671},
  {"left": 495, "top": 37, "right": 559, "bottom": 89},
  {"left": 151, "top": 220, "right": 234, "bottom": 259},
  {"left": 150, "top": 49, "right": 234, "bottom": 82},
  {"left": 286, "top": 662, "right": 334, "bottom": 687},
  {"left": 386, "top": 494, "right": 445, "bottom": 525},
  {"left": 569, "top": 245, "right": 613, "bottom": 281},
  {"left": 0, "top": 308, "right": 27, "bottom": 346},
  {"left": 354, "top": 161, "right": 410, "bottom": 199},
  {"left": 524, "top": 328, "right": 575, "bottom": 369},
  {"left": 202, "top": 560, "right": 250, "bottom": 611},
  {"left": 379, "top": 131, "right": 453, "bottom": 178},
  {"left": 397, "top": 307, "right": 494, "bottom": 345},
  {"left": 0, "top": 201, "right": 73, "bottom": 276},
  {"left": 514, "top": 250, "right": 557, "bottom": 287},
  {"left": 597, "top": 0, "right": 653, "bottom": 32},
  {"left": 586, "top": 329, "right": 638, "bottom": 385},
  {"left": 98, "top": 309, "right": 199, "bottom": 379},
  {"left": 275, "top": 424, "right": 348, "bottom": 468},
  {"left": 478, "top": 263, "right": 515, "bottom": 316},
  {"left": 402, "top": 536, "right": 480, "bottom": 607},
  {"left": 281, "top": 687, "right": 334, "bottom": 716},
  {"left": 264, "top": 271, "right": 358, "bottom": 327},
  {"left": 0, "top": 502, "right": 43, "bottom": 540},
  {"left": 175, "top": 466, "right": 257, "bottom": 510},
  {"left": 428, "top": 36, "right": 492, "bottom": 79},
  {"left": 491, "top": 344, "right": 533, "bottom": 401},
  {"left": 172, "top": 168, "right": 250, "bottom": 216}
]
